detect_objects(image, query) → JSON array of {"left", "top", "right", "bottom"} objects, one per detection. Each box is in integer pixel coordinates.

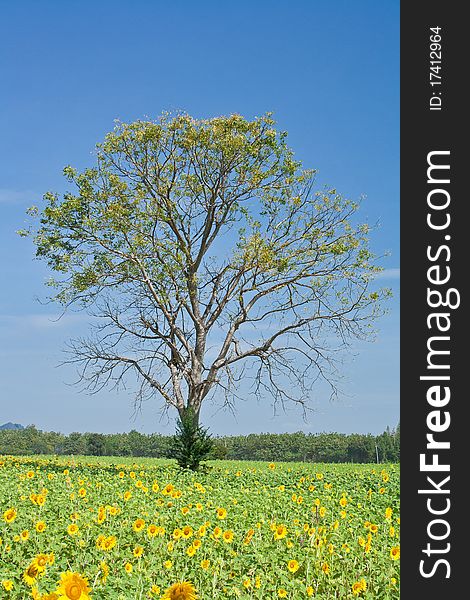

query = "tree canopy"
[{"left": 23, "top": 112, "right": 388, "bottom": 423}]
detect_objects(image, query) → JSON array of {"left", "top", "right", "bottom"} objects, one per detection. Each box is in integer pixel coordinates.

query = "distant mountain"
[{"left": 0, "top": 422, "right": 24, "bottom": 430}]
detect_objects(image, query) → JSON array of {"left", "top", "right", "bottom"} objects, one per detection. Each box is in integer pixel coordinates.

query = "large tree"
[{"left": 23, "top": 113, "right": 388, "bottom": 425}]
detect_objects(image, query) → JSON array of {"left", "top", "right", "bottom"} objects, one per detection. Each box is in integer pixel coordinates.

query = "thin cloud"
[
  {"left": 0, "top": 313, "right": 90, "bottom": 330},
  {"left": 0, "top": 189, "right": 37, "bottom": 205},
  {"left": 375, "top": 268, "right": 400, "bottom": 280}
]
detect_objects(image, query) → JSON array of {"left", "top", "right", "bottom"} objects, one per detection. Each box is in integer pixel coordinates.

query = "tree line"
[{"left": 0, "top": 424, "right": 399, "bottom": 463}]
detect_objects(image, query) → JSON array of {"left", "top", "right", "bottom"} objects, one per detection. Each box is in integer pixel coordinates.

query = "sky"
[{"left": 0, "top": 0, "right": 399, "bottom": 437}]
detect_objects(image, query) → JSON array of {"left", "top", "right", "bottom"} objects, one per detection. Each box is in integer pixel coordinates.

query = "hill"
[{"left": 0, "top": 422, "right": 24, "bottom": 430}]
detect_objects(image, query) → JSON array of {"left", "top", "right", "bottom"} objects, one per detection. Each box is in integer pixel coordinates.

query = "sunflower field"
[{"left": 0, "top": 456, "right": 399, "bottom": 599}]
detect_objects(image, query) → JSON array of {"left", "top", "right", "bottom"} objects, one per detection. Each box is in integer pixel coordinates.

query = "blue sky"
[{"left": 0, "top": 0, "right": 399, "bottom": 436}]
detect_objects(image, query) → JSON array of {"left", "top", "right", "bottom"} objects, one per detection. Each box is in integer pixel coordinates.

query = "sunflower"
[
  {"left": 274, "top": 524, "right": 287, "bottom": 540},
  {"left": 67, "top": 524, "right": 79, "bottom": 536},
  {"left": 222, "top": 530, "right": 234, "bottom": 543},
  {"left": 352, "top": 579, "right": 367, "bottom": 596},
  {"left": 55, "top": 572, "right": 91, "bottom": 600},
  {"left": 244, "top": 528, "right": 254, "bottom": 544},
  {"left": 287, "top": 559, "right": 299, "bottom": 573},
  {"left": 133, "top": 518, "right": 145, "bottom": 532},
  {"left": 99, "top": 562, "right": 109, "bottom": 584},
  {"left": 133, "top": 545, "right": 144, "bottom": 558},
  {"left": 148, "top": 524, "right": 158, "bottom": 537},
  {"left": 97, "top": 507, "right": 106, "bottom": 524},
  {"left": 33, "top": 554, "right": 50, "bottom": 572},
  {"left": 278, "top": 589, "right": 287, "bottom": 598},
  {"left": 160, "top": 581, "right": 198, "bottom": 600},
  {"left": 36, "top": 521, "right": 47, "bottom": 533},
  {"left": 3, "top": 508, "right": 17, "bottom": 524},
  {"left": 390, "top": 546, "right": 400, "bottom": 560},
  {"left": 216, "top": 508, "right": 227, "bottom": 519},
  {"left": 2, "top": 580, "right": 13, "bottom": 591},
  {"left": 23, "top": 563, "right": 41, "bottom": 586},
  {"left": 103, "top": 535, "right": 117, "bottom": 551}
]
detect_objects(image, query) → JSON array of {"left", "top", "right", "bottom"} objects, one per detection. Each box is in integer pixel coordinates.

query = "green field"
[{"left": 0, "top": 455, "right": 399, "bottom": 599}]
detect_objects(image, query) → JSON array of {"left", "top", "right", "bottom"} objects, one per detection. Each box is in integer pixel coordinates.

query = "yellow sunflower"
[
  {"left": 148, "top": 524, "right": 158, "bottom": 537},
  {"left": 133, "top": 518, "right": 145, "bottom": 532},
  {"left": 222, "top": 530, "right": 234, "bottom": 543},
  {"left": 23, "top": 563, "right": 41, "bottom": 586},
  {"left": 36, "top": 521, "right": 47, "bottom": 533},
  {"left": 274, "top": 524, "right": 287, "bottom": 540},
  {"left": 352, "top": 579, "right": 367, "bottom": 596},
  {"left": 287, "top": 559, "right": 299, "bottom": 573},
  {"left": 3, "top": 508, "right": 17, "bottom": 524},
  {"left": 33, "top": 554, "right": 50, "bottom": 572},
  {"left": 182, "top": 526, "right": 193, "bottom": 539},
  {"left": 160, "top": 581, "right": 198, "bottom": 600},
  {"left": 55, "top": 572, "right": 91, "bottom": 600}
]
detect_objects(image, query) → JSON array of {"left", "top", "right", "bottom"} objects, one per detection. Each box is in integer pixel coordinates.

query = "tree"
[
  {"left": 168, "top": 407, "right": 214, "bottom": 470},
  {"left": 23, "top": 112, "right": 388, "bottom": 426}
]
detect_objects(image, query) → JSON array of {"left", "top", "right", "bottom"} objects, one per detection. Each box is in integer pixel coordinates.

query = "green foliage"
[
  {"left": 0, "top": 424, "right": 399, "bottom": 463},
  {"left": 20, "top": 111, "right": 390, "bottom": 423},
  {"left": 168, "top": 408, "right": 214, "bottom": 471}
]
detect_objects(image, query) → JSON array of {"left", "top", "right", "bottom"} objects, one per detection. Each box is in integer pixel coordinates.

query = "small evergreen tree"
[{"left": 169, "top": 408, "right": 214, "bottom": 471}]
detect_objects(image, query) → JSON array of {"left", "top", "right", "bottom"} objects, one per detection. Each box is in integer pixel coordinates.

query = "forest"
[{"left": 0, "top": 424, "right": 399, "bottom": 463}]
